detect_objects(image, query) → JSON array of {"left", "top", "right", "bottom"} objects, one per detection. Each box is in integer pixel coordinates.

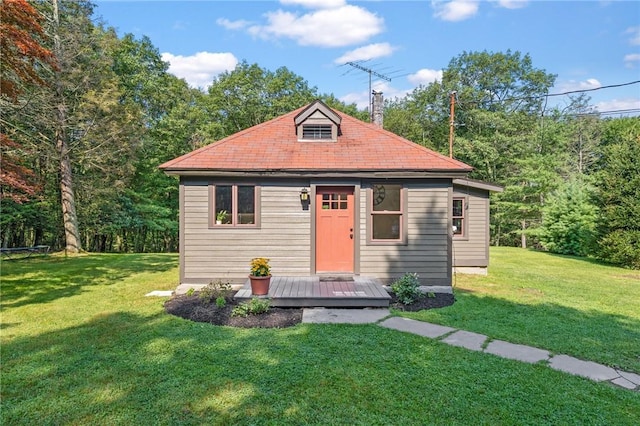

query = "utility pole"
[
  {"left": 346, "top": 61, "right": 391, "bottom": 122},
  {"left": 448, "top": 91, "right": 457, "bottom": 158}
]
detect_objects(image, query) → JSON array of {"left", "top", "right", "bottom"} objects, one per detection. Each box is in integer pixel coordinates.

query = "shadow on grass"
[
  {"left": 403, "top": 288, "right": 640, "bottom": 373},
  {"left": 2, "top": 310, "right": 638, "bottom": 425},
  {"left": 0, "top": 254, "right": 177, "bottom": 309}
]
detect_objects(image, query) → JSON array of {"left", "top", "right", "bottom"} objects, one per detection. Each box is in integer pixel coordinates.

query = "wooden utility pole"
[{"left": 448, "top": 91, "right": 456, "bottom": 158}]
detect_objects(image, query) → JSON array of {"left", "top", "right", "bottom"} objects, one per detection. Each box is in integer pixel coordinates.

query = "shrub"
[
  {"left": 539, "top": 179, "right": 598, "bottom": 257},
  {"left": 232, "top": 297, "right": 270, "bottom": 317},
  {"left": 185, "top": 288, "right": 195, "bottom": 296},
  {"left": 391, "top": 272, "right": 422, "bottom": 305},
  {"left": 598, "top": 230, "right": 640, "bottom": 269},
  {"left": 215, "top": 296, "right": 226, "bottom": 308},
  {"left": 198, "top": 280, "right": 232, "bottom": 304}
]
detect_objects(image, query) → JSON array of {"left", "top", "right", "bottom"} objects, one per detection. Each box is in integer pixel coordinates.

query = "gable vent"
[{"left": 302, "top": 124, "right": 332, "bottom": 140}]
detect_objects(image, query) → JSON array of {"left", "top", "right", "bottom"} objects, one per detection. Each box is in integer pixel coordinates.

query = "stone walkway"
[{"left": 302, "top": 308, "right": 640, "bottom": 392}]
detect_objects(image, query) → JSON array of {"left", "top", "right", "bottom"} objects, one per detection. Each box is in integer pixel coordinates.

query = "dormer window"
[
  {"left": 302, "top": 124, "right": 332, "bottom": 140},
  {"left": 294, "top": 100, "right": 341, "bottom": 142}
]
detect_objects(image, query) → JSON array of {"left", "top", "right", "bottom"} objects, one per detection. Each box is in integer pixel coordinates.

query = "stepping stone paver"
[
  {"left": 442, "top": 330, "right": 487, "bottom": 351},
  {"left": 485, "top": 340, "right": 550, "bottom": 363},
  {"left": 297, "top": 311, "right": 638, "bottom": 392},
  {"left": 419, "top": 285, "right": 453, "bottom": 294},
  {"left": 611, "top": 377, "right": 638, "bottom": 390},
  {"left": 302, "top": 308, "right": 389, "bottom": 324},
  {"left": 145, "top": 290, "right": 173, "bottom": 297},
  {"left": 548, "top": 355, "right": 619, "bottom": 381},
  {"left": 379, "top": 317, "right": 455, "bottom": 338},
  {"left": 617, "top": 370, "right": 640, "bottom": 386}
]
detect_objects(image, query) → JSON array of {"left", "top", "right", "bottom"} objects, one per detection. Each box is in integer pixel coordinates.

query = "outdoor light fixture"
[{"left": 299, "top": 188, "right": 309, "bottom": 202}]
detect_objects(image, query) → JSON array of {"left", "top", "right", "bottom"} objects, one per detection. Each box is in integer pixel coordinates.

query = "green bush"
[
  {"left": 540, "top": 179, "right": 598, "bottom": 257},
  {"left": 232, "top": 297, "right": 270, "bottom": 317},
  {"left": 391, "top": 272, "right": 422, "bottom": 304},
  {"left": 215, "top": 296, "right": 226, "bottom": 308},
  {"left": 598, "top": 230, "right": 640, "bottom": 269},
  {"left": 198, "top": 280, "right": 232, "bottom": 304}
]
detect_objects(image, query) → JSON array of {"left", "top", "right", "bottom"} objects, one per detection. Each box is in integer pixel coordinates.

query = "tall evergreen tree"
[{"left": 595, "top": 117, "right": 640, "bottom": 268}]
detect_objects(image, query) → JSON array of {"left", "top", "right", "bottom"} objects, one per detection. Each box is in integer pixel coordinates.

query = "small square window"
[{"left": 211, "top": 184, "right": 259, "bottom": 227}]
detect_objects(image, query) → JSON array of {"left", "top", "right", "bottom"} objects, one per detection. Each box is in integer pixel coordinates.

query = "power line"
[
  {"left": 453, "top": 80, "right": 640, "bottom": 119},
  {"left": 545, "top": 80, "right": 640, "bottom": 98},
  {"left": 576, "top": 108, "right": 640, "bottom": 116}
]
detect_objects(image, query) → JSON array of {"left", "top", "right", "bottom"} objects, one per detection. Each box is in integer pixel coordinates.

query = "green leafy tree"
[
  {"left": 205, "top": 61, "right": 319, "bottom": 136},
  {"left": 595, "top": 117, "right": 640, "bottom": 268}
]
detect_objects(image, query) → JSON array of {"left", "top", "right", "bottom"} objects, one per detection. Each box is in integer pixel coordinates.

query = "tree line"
[{"left": 1, "top": 1, "right": 638, "bottom": 268}]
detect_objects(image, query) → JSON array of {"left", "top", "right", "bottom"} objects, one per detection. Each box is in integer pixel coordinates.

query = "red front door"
[{"left": 315, "top": 187, "right": 355, "bottom": 273}]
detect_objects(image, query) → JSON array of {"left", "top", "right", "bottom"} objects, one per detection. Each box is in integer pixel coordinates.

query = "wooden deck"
[{"left": 235, "top": 276, "right": 391, "bottom": 307}]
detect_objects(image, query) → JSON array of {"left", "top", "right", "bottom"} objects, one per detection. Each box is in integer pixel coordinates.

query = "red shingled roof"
[{"left": 160, "top": 103, "right": 472, "bottom": 173}]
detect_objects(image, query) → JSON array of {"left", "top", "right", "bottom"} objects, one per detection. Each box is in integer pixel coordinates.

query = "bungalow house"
[{"left": 160, "top": 100, "right": 499, "bottom": 289}]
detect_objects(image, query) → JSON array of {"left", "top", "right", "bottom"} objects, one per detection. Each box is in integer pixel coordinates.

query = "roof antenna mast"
[{"left": 346, "top": 61, "right": 391, "bottom": 122}]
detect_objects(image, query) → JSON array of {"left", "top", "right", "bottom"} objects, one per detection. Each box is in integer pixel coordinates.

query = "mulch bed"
[{"left": 164, "top": 291, "right": 455, "bottom": 328}]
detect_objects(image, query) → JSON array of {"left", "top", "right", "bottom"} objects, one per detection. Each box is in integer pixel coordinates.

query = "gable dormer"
[{"left": 294, "top": 100, "right": 341, "bottom": 141}]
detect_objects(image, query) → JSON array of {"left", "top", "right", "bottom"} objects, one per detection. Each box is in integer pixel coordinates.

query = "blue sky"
[{"left": 95, "top": 0, "right": 640, "bottom": 114}]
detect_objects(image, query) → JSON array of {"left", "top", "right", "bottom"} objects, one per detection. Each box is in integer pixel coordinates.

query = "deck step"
[{"left": 235, "top": 276, "right": 390, "bottom": 308}]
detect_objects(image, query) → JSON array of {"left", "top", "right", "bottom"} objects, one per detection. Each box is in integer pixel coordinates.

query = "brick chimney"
[{"left": 372, "top": 90, "right": 384, "bottom": 128}]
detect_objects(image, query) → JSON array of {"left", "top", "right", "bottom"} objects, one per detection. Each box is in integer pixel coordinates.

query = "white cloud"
[
  {"left": 334, "top": 43, "right": 396, "bottom": 64},
  {"left": 161, "top": 52, "right": 238, "bottom": 89},
  {"left": 280, "top": 0, "right": 346, "bottom": 9},
  {"left": 556, "top": 78, "right": 602, "bottom": 93},
  {"left": 596, "top": 97, "right": 640, "bottom": 114},
  {"left": 625, "top": 26, "right": 640, "bottom": 45},
  {"left": 247, "top": 5, "right": 384, "bottom": 47},
  {"left": 172, "top": 21, "right": 187, "bottom": 30},
  {"left": 495, "top": 0, "right": 529, "bottom": 9},
  {"left": 432, "top": 0, "right": 479, "bottom": 22},
  {"left": 408, "top": 68, "right": 443, "bottom": 85},
  {"left": 624, "top": 53, "right": 640, "bottom": 68},
  {"left": 216, "top": 18, "right": 251, "bottom": 30}
]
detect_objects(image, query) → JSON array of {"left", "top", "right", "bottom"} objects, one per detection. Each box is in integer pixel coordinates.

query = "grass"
[
  {"left": 2, "top": 251, "right": 639, "bottom": 425},
  {"left": 401, "top": 247, "right": 640, "bottom": 373}
]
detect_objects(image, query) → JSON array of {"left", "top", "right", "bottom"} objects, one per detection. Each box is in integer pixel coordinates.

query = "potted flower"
[
  {"left": 216, "top": 210, "right": 228, "bottom": 225},
  {"left": 249, "top": 257, "right": 271, "bottom": 295}
]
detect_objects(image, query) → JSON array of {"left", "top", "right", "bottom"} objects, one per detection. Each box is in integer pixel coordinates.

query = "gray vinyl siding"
[
  {"left": 359, "top": 181, "right": 451, "bottom": 286},
  {"left": 180, "top": 177, "right": 457, "bottom": 286},
  {"left": 181, "top": 178, "right": 311, "bottom": 284},
  {"left": 452, "top": 185, "right": 490, "bottom": 267}
]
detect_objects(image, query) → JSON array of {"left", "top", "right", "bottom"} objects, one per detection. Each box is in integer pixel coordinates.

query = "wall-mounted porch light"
[{"left": 300, "top": 188, "right": 310, "bottom": 211}]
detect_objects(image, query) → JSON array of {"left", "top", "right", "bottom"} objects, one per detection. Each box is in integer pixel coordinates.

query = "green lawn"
[
  {"left": 1, "top": 252, "right": 639, "bottom": 425},
  {"left": 401, "top": 247, "right": 640, "bottom": 373}
]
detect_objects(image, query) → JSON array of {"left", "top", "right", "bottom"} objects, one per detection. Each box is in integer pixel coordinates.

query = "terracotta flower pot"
[{"left": 249, "top": 275, "right": 271, "bottom": 295}]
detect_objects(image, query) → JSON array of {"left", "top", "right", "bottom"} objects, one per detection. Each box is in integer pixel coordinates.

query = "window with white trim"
[
  {"left": 211, "top": 184, "right": 258, "bottom": 227},
  {"left": 452, "top": 197, "right": 465, "bottom": 237},
  {"left": 370, "top": 184, "right": 404, "bottom": 242}
]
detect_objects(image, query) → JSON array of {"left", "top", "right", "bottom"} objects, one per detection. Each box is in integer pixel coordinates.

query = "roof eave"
[
  {"left": 162, "top": 168, "right": 472, "bottom": 178},
  {"left": 453, "top": 178, "right": 504, "bottom": 192}
]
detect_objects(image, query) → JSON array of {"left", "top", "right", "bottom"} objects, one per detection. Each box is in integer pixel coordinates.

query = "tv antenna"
[{"left": 345, "top": 61, "right": 392, "bottom": 122}]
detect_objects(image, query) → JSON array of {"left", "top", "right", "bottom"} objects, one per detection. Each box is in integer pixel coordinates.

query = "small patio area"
[{"left": 235, "top": 276, "right": 391, "bottom": 308}]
